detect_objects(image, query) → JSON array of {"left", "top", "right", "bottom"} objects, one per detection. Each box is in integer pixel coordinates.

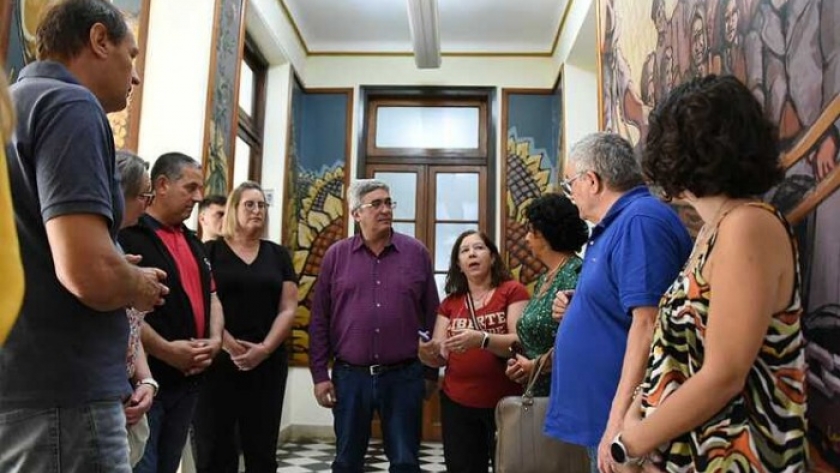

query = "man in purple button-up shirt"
[{"left": 309, "top": 179, "right": 439, "bottom": 473}]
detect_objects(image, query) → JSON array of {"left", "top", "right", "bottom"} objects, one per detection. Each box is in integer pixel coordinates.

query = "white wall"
[
  {"left": 554, "top": 0, "right": 600, "bottom": 155},
  {"left": 304, "top": 55, "right": 556, "bottom": 89},
  {"left": 552, "top": 0, "right": 595, "bottom": 70},
  {"left": 247, "top": 0, "right": 307, "bottom": 73},
  {"left": 137, "top": 0, "right": 215, "bottom": 165},
  {"left": 563, "top": 64, "right": 599, "bottom": 155},
  {"left": 259, "top": 64, "right": 291, "bottom": 244}
]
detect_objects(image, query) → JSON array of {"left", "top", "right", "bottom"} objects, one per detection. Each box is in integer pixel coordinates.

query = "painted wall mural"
[
  {"left": 202, "top": 0, "right": 246, "bottom": 197},
  {"left": 598, "top": 0, "right": 840, "bottom": 468},
  {"left": 2, "top": 0, "right": 150, "bottom": 151},
  {"left": 283, "top": 84, "right": 351, "bottom": 367},
  {"left": 502, "top": 86, "right": 563, "bottom": 292}
]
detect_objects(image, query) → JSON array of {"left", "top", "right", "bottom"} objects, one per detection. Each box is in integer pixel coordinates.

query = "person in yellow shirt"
[{"left": 0, "top": 70, "right": 23, "bottom": 345}]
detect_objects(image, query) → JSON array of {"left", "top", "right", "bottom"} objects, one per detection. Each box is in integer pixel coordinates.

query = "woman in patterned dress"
[
  {"left": 505, "top": 193, "right": 588, "bottom": 395},
  {"left": 613, "top": 75, "right": 808, "bottom": 472}
]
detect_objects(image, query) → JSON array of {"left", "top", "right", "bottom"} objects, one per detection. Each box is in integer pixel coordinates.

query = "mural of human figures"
[
  {"left": 502, "top": 87, "right": 563, "bottom": 291},
  {"left": 598, "top": 0, "right": 840, "bottom": 468},
  {"left": 2, "top": 0, "right": 150, "bottom": 151}
]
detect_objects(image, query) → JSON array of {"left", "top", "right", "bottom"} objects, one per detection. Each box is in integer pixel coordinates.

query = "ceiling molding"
[
  {"left": 308, "top": 51, "right": 554, "bottom": 58},
  {"left": 550, "top": 0, "right": 575, "bottom": 56},
  {"left": 277, "top": 0, "right": 574, "bottom": 59},
  {"left": 277, "top": 0, "right": 309, "bottom": 54}
]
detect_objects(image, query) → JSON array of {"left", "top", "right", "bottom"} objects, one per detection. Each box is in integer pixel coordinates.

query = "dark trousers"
[
  {"left": 440, "top": 390, "right": 496, "bottom": 473},
  {"left": 192, "top": 350, "right": 288, "bottom": 473},
  {"left": 331, "top": 360, "right": 425, "bottom": 473},
  {"left": 134, "top": 381, "right": 200, "bottom": 473}
]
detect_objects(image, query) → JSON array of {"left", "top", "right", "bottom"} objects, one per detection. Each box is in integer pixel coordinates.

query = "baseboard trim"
[{"left": 278, "top": 424, "right": 336, "bottom": 444}]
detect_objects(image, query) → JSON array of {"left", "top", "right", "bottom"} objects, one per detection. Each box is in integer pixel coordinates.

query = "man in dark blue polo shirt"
[
  {"left": 545, "top": 133, "right": 692, "bottom": 473},
  {"left": 310, "top": 179, "right": 439, "bottom": 473},
  {"left": 0, "top": 1, "right": 168, "bottom": 471}
]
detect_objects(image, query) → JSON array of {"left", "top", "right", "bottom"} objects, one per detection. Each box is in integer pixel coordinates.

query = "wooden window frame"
[
  {"left": 365, "top": 98, "right": 488, "bottom": 163},
  {"left": 235, "top": 36, "right": 268, "bottom": 184}
]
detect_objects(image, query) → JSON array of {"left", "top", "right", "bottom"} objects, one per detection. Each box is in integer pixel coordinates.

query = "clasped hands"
[
  {"left": 164, "top": 338, "right": 222, "bottom": 376},
  {"left": 224, "top": 336, "right": 270, "bottom": 371}
]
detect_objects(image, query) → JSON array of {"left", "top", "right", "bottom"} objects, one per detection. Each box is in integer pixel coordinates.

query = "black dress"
[{"left": 192, "top": 239, "right": 298, "bottom": 473}]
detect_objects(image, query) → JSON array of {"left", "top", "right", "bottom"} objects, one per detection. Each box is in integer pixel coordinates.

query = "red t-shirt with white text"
[{"left": 440, "top": 279, "right": 529, "bottom": 408}]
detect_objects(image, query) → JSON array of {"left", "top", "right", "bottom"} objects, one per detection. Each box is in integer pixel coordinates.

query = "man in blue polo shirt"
[
  {"left": 1, "top": 1, "right": 168, "bottom": 471},
  {"left": 545, "top": 132, "right": 691, "bottom": 473}
]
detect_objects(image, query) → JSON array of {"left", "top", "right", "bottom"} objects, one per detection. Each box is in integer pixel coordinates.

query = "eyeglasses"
[
  {"left": 243, "top": 200, "right": 269, "bottom": 211},
  {"left": 138, "top": 191, "right": 155, "bottom": 206},
  {"left": 358, "top": 199, "right": 397, "bottom": 211},
  {"left": 560, "top": 173, "right": 585, "bottom": 196}
]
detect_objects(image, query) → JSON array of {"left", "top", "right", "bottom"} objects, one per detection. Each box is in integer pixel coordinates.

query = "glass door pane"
[
  {"left": 436, "top": 173, "right": 479, "bottom": 220},
  {"left": 375, "top": 107, "right": 480, "bottom": 149},
  {"left": 434, "top": 222, "right": 479, "bottom": 272},
  {"left": 373, "top": 172, "right": 416, "bottom": 220},
  {"left": 369, "top": 166, "right": 426, "bottom": 242},
  {"left": 238, "top": 60, "right": 255, "bottom": 117}
]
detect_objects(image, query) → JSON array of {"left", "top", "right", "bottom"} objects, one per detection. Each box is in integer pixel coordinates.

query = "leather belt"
[{"left": 336, "top": 358, "right": 417, "bottom": 376}]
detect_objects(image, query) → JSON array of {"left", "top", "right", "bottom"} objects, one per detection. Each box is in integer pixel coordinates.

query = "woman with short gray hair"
[
  {"left": 116, "top": 150, "right": 153, "bottom": 227},
  {"left": 115, "top": 150, "right": 156, "bottom": 466}
]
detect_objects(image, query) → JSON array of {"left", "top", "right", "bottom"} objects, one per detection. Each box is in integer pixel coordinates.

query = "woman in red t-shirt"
[{"left": 419, "top": 230, "right": 529, "bottom": 473}]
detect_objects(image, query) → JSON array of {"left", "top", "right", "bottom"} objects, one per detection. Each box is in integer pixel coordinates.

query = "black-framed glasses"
[
  {"left": 243, "top": 200, "right": 269, "bottom": 211},
  {"left": 138, "top": 191, "right": 155, "bottom": 206},
  {"left": 358, "top": 199, "right": 397, "bottom": 211}
]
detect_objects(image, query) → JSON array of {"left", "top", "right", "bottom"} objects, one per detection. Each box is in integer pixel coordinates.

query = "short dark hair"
[
  {"left": 199, "top": 195, "right": 227, "bottom": 212},
  {"left": 36, "top": 0, "right": 129, "bottom": 61},
  {"left": 643, "top": 75, "right": 782, "bottom": 200},
  {"left": 525, "top": 193, "right": 589, "bottom": 253},
  {"left": 150, "top": 152, "right": 200, "bottom": 184},
  {"left": 444, "top": 230, "right": 512, "bottom": 296}
]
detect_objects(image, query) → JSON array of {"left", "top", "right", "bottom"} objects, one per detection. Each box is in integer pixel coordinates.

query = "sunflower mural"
[
  {"left": 289, "top": 165, "right": 345, "bottom": 366},
  {"left": 281, "top": 88, "right": 352, "bottom": 366},
  {"left": 505, "top": 129, "right": 552, "bottom": 292},
  {"left": 502, "top": 90, "right": 563, "bottom": 293}
]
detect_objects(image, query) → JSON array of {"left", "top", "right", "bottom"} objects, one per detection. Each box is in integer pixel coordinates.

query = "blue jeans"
[
  {"left": 331, "top": 361, "right": 425, "bottom": 473},
  {"left": 134, "top": 382, "right": 200, "bottom": 473},
  {"left": 0, "top": 400, "right": 130, "bottom": 472}
]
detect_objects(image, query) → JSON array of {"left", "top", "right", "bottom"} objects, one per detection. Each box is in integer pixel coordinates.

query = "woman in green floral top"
[{"left": 505, "top": 193, "right": 588, "bottom": 395}]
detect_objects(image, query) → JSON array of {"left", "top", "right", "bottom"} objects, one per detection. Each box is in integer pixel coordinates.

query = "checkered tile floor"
[{"left": 276, "top": 439, "right": 446, "bottom": 472}]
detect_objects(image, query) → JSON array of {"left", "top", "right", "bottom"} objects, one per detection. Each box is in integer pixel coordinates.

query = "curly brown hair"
[{"left": 642, "top": 75, "right": 783, "bottom": 200}]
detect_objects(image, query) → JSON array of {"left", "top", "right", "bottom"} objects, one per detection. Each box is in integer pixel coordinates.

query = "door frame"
[{"left": 357, "top": 86, "right": 498, "bottom": 239}]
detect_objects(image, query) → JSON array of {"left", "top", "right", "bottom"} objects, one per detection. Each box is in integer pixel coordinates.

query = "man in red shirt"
[{"left": 119, "top": 152, "right": 224, "bottom": 473}]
